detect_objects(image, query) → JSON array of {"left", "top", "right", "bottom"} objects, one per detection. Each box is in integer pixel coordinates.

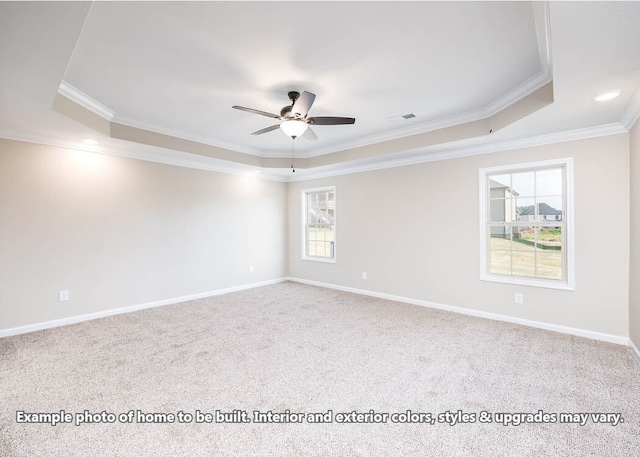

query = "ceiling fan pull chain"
[{"left": 291, "top": 139, "right": 296, "bottom": 173}]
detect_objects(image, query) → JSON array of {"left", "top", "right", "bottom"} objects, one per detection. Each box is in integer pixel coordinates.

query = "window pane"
[
  {"left": 536, "top": 197, "right": 563, "bottom": 222},
  {"left": 490, "top": 174, "right": 511, "bottom": 190},
  {"left": 536, "top": 251, "right": 562, "bottom": 280},
  {"left": 307, "top": 227, "right": 317, "bottom": 241},
  {"left": 536, "top": 168, "right": 562, "bottom": 196},
  {"left": 307, "top": 194, "right": 317, "bottom": 224},
  {"left": 513, "top": 226, "right": 536, "bottom": 251},
  {"left": 536, "top": 226, "right": 562, "bottom": 250},
  {"left": 490, "top": 226, "right": 511, "bottom": 249},
  {"left": 512, "top": 171, "right": 535, "bottom": 197},
  {"left": 490, "top": 199, "right": 515, "bottom": 222},
  {"left": 318, "top": 241, "right": 332, "bottom": 257},
  {"left": 516, "top": 197, "right": 535, "bottom": 221},
  {"left": 512, "top": 252, "right": 536, "bottom": 277},
  {"left": 490, "top": 249, "right": 512, "bottom": 275}
]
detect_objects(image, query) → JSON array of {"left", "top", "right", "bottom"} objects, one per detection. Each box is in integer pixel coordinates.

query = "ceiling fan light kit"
[{"left": 280, "top": 119, "right": 308, "bottom": 139}]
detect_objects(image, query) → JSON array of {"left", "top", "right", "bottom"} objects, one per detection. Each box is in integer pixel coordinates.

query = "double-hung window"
[
  {"left": 302, "top": 186, "right": 336, "bottom": 262},
  {"left": 479, "top": 158, "right": 574, "bottom": 290}
]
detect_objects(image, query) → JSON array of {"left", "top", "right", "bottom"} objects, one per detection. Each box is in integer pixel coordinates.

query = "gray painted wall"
[
  {"left": 288, "top": 134, "right": 631, "bottom": 337},
  {"left": 0, "top": 139, "right": 288, "bottom": 330},
  {"left": 0, "top": 131, "right": 635, "bottom": 341}
]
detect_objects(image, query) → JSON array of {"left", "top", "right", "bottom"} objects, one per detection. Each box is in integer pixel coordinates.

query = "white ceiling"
[{"left": 1, "top": 1, "right": 639, "bottom": 181}]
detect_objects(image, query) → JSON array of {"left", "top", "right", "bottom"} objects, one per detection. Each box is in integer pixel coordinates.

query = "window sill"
[
  {"left": 480, "top": 273, "right": 575, "bottom": 291},
  {"left": 302, "top": 256, "right": 336, "bottom": 264}
]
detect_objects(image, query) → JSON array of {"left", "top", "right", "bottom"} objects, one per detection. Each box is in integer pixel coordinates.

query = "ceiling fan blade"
[
  {"left": 251, "top": 124, "right": 281, "bottom": 135},
  {"left": 233, "top": 105, "right": 281, "bottom": 119},
  {"left": 308, "top": 116, "right": 356, "bottom": 125},
  {"left": 292, "top": 91, "right": 316, "bottom": 118},
  {"left": 303, "top": 126, "right": 318, "bottom": 141}
]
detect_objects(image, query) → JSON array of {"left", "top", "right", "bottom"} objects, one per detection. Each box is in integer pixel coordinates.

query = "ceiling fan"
[{"left": 232, "top": 91, "right": 355, "bottom": 141}]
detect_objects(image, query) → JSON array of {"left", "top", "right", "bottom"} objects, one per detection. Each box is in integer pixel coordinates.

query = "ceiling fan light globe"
[{"left": 280, "top": 120, "right": 308, "bottom": 138}]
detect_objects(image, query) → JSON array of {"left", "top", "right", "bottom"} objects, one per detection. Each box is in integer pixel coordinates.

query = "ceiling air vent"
[{"left": 401, "top": 113, "right": 416, "bottom": 119}]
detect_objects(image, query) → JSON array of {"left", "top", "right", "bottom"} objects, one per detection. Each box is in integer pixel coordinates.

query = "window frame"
[
  {"left": 301, "top": 185, "right": 337, "bottom": 263},
  {"left": 479, "top": 158, "right": 575, "bottom": 291}
]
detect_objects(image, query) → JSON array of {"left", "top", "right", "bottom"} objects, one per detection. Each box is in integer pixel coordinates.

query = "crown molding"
[
  {"left": 0, "top": 130, "right": 287, "bottom": 183},
  {"left": 0, "top": 130, "right": 88, "bottom": 154},
  {"left": 305, "top": 73, "right": 552, "bottom": 159},
  {"left": 112, "top": 113, "right": 266, "bottom": 158},
  {"left": 58, "top": 49, "right": 553, "bottom": 162},
  {"left": 101, "top": 147, "right": 288, "bottom": 183},
  {"left": 57, "top": 81, "right": 115, "bottom": 121},
  {"left": 53, "top": 79, "right": 550, "bottom": 164},
  {"left": 57, "top": 80, "right": 269, "bottom": 158},
  {"left": 305, "top": 107, "right": 487, "bottom": 158},
  {"left": 52, "top": 80, "right": 554, "bottom": 171},
  {"left": 0, "top": 121, "right": 626, "bottom": 185},
  {"left": 288, "top": 123, "right": 627, "bottom": 182},
  {"left": 621, "top": 84, "right": 640, "bottom": 130},
  {"left": 485, "top": 73, "right": 552, "bottom": 119},
  {"left": 486, "top": 0, "right": 553, "bottom": 120}
]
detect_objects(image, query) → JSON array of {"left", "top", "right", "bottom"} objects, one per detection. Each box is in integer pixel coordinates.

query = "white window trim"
[
  {"left": 478, "top": 158, "right": 575, "bottom": 291},
  {"left": 301, "top": 185, "right": 336, "bottom": 263}
]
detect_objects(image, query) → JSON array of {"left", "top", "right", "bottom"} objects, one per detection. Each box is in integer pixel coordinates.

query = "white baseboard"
[
  {"left": 286, "top": 277, "right": 629, "bottom": 346},
  {"left": 0, "top": 278, "right": 287, "bottom": 338},
  {"left": 4, "top": 276, "right": 633, "bottom": 351},
  {"left": 630, "top": 339, "right": 640, "bottom": 363}
]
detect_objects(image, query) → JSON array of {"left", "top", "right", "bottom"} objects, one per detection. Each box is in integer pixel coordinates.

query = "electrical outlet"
[
  {"left": 514, "top": 293, "right": 524, "bottom": 304},
  {"left": 249, "top": 265, "right": 254, "bottom": 272},
  {"left": 362, "top": 272, "right": 368, "bottom": 280},
  {"left": 59, "top": 290, "right": 69, "bottom": 302}
]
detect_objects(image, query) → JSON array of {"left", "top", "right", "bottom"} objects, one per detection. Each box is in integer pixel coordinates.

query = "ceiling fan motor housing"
[
  {"left": 281, "top": 91, "right": 301, "bottom": 118},
  {"left": 280, "top": 105, "right": 293, "bottom": 118}
]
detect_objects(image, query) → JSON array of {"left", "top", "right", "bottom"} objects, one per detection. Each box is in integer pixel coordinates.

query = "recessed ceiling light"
[
  {"left": 253, "top": 170, "right": 261, "bottom": 174},
  {"left": 82, "top": 138, "right": 98, "bottom": 145},
  {"left": 594, "top": 91, "right": 620, "bottom": 102}
]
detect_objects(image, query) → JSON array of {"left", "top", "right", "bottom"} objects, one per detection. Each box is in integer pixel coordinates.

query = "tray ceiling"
[{"left": 1, "top": 2, "right": 639, "bottom": 180}]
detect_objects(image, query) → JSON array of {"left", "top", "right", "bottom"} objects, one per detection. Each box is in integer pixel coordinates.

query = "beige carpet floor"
[{"left": 1, "top": 281, "right": 639, "bottom": 456}]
